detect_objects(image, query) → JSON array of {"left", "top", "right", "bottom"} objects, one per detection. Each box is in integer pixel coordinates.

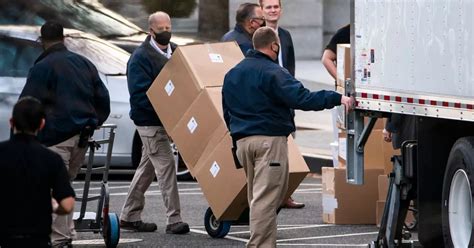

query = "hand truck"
[{"left": 73, "top": 124, "right": 120, "bottom": 248}]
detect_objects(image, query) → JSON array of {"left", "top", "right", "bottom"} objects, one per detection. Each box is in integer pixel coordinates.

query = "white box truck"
[{"left": 346, "top": 1, "right": 474, "bottom": 247}]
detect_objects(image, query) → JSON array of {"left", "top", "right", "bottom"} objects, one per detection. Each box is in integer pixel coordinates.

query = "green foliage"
[{"left": 141, "top": 0, "right": 197, "bottom": 18}]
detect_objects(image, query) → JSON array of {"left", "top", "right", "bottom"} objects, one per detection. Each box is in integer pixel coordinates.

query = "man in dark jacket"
[
  {"left": 222, "top": 3, "right": 265, "bottom": 54},
  {"left": 222, "top": 27, "right": 353, "bottom": 247},
  {"left": 0, "top": 97, "right": 75, "bottom": 248},
  {"left": 260, "top": 0, "right": 304, "bottom": 209},
  {"left": 20, "top": 21, "right": 110, "bottom": 247},
  {"left": 119, "top": 11, "right": 189, "bottom": 235}
]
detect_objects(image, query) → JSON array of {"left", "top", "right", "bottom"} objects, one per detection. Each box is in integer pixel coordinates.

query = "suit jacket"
[{"left": 278, "top": 27, "right": 295, "bottom": 76}]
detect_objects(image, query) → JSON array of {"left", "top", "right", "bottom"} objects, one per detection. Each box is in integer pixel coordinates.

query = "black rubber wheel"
[
  {"left": 442, "top": 137, "right": 474, "bottom": 248},
  {"left": 204, "top": 207, "right": 231, "bottom": 238}
]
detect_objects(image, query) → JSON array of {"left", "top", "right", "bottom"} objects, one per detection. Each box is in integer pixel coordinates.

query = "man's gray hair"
[
  {"left": 252, "top": 27, "right": 279, "bottom": 49},
  {"left": 148, "top": 11, "right": 171, "bottom": 26}
]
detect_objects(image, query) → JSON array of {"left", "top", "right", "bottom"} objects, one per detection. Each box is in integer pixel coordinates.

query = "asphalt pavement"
[{"left": 72, "top": 177, "right": 379, "bottom": 248}]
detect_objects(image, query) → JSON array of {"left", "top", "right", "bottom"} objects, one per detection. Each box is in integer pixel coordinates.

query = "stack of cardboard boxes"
[
  {"left": 147, "top": 42, "right": 310, "bottom": 221},
  {"left": 322, "top": 44, "right": 399, "bottom": 225}
]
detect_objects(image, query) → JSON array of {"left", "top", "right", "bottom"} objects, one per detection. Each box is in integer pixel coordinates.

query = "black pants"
[{"left": 0, "top": 235, "right": 51, "bottom": 248}]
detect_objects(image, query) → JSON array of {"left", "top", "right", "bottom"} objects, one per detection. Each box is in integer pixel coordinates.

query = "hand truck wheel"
[
  {"left": 103, "top": 212, "right": 120, "bottom": 248},
  {"left": 204, "top": 207, "right": 231, "bottom": 238}
]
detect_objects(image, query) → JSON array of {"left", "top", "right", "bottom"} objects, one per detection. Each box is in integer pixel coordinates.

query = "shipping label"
[
  {"left": 164, "top": 80, "right": 175, "bottom": 96},
  {"left": 209, "top": 53, "right": 224, "bottom": 63},
  {"left": 210, "top": 161, "right": 220, "bottom": 178},
  {"left": 187, "top": 117, "right": 198, "bottom": 134}
]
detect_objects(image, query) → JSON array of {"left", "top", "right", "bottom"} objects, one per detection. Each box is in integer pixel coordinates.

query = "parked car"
[
  {"left": 0, "top": 0, "right": 197, "bottom": 53},
  {"left": 0, "top": 25, "right": 192, "bottom": 180}
]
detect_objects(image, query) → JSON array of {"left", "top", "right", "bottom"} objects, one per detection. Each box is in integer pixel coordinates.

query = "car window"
[
  {"left": 65, "top": 34, "right": 128, "bottom": 75},
  {"left": 0, "top": 0, "right": 143, "bottom": 38},
  {"left": 0, "top": 37, "right": 42, "bottom": 77}
]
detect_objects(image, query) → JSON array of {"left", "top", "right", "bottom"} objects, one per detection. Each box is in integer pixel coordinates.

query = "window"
[{"left": 0, "top": 37, "right": 42, "bottom": 77}]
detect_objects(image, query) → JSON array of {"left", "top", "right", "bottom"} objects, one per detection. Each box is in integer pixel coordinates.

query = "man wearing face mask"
[
  {"left": 222, "top": 2, "right": 265, "bottom": 54},
  {"left": 222, "top": 27, "right": 354, "bottom": 247},
  {"left": 119, "top": 11, "right": 190, "bottom": 234}
]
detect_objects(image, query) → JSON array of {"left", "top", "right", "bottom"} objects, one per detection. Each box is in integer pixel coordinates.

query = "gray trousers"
[
  {"left": 237, "top": 136, "right": 289, "bottom": 248},
  {"left": 120, "top": 126, "right": 182, "bottom": 225},
  {"left": 49, "top": 135, "right": 87, "bottom": 246}
]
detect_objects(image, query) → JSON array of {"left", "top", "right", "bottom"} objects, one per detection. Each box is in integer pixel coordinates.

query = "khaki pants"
[
  {"left": 121, "top": 126, "right": 182, "bottom": 225},
  {"left": 236, "top": 136, "right": 289, "bottom": 248},
  {"left": 48, "top": 135, "right": 87, "bottom": 246}
]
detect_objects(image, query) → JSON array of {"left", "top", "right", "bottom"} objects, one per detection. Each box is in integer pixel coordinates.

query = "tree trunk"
[{"left": 198, "top": 0, "right": 229, "bottom": 41}]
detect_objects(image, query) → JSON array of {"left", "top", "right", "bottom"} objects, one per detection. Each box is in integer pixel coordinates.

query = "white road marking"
[
  {"left": 229, "top": 224, "right": 333, "bottom": 235},
  {"left": 72, "top": 238, "right": 142, "bottom": 245},
  {"left": 190, "top": 228, "right": 249, "bottom": 243},
  {"left": 277, "top": 232, "right": 379, "bottom": 242},
  {"left": 278, "top": 243, "right": 369, "bottom": 247}
]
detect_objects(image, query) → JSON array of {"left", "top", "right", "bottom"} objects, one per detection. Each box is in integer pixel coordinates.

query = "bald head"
[
  {"left": 252, "top": 27, "right": 280, "bottom": 60},
  {"left": 148, "top": 11, "right": 171, "bottom": 27}
]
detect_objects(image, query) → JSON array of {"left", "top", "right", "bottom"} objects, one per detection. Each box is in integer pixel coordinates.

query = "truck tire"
[
  {"left": 442, "top": 137, "right": 474, "bottom": 248},
  {"left": 131, "top": 131, "right": 193, "bottom": 181}
]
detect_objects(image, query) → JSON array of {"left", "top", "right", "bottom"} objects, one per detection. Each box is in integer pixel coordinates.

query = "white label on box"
[
  {"left": 187, "top": 117, "right": 198, "bottom": 133},
  {"left": 209, "top": 53, "right": 224, "bottom": 63},
  {"left": 210, "top": 161, "right": 220, "bottom": 178},
  {"left": 338, "top": 137, "right": 347, "bottom": 161},
  {"left": 164, "top": 80, "right": 175, "bottom": 96},
  {"left": 322, "top": 194, "right": 338, "bottom": 214}
]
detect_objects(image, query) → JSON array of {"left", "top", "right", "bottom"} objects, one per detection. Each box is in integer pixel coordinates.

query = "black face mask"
[
  {"left": 272, "top": 43, "right": 280, "bottom": 57},
  {"left": 153, "top": 31, "right": 172, "bottom": 46}
]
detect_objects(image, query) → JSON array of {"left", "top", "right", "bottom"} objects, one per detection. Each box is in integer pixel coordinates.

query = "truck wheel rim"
[{"left": 449, "top": 169, "right": 472, "bottom": 247}]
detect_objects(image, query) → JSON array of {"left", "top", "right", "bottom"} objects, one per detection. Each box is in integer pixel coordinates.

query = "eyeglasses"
[{"left": 251, "top": 16, "right": 265, "bottom": 22}]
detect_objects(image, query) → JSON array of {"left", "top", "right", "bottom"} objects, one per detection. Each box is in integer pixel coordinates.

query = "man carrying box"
[
  {"left": 222, "top": 27, "right": 354, "bottom": 247},
  {"left": 120, "top": 11, "right": 189, "bottom": 234}
]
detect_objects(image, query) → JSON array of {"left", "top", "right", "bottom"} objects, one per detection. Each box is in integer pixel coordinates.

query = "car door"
[{"left": 0, "top": 36, "right": 42, "bottom": 140}]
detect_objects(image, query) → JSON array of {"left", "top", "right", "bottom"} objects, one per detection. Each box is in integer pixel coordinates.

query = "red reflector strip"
[
  {"left": 361, "top": 93, "right": 368, "bottom": 98},
  {"left": 430, "top": 100, "right": 437, "bottom": 106},
  {"left": 442, "top": 102, "right": 449, "bottom": 107},
  {"left": 407, "top": 98, "right": 414, "bottom": 103},
  {"left": 467, "top": 104, "right": 473, "bottom": 110},
  {"left": 373, "top": 94, "right": 379, "bottom": 99},
  {"left": 384, "top": 95, "right": 390, "bottom": 101},
  {"left": 419, "top": 99, "right": 425, "bottom": 104},
  {"left": 395, "top": 96, "right": 402, "bottom": 102},
  {"left": 454, "top": 103, "right": 461, "bottom": 108}
]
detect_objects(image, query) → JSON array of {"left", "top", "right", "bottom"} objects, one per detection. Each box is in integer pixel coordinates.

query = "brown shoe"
[
  {"left": 282, "top": 197, "right": 305, "bottom": 209},
  {"left": 120, "top": 220, "right": 157, "bottom": 232}
]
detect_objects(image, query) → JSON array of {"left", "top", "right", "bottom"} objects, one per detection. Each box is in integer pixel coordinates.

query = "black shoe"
[
  {"left": 166, "top": 222, "right": 190, "bottom": 234},
  {"left": 120, "top": 220, "right": 157, "bottom": 232},
  {"left": 52, "top": 239, "right": 73, "bottom": 248}
]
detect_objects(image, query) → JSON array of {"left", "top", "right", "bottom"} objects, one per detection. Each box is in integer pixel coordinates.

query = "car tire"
[
  {"left": 441, "top": 137, "right": 474, "bottom": 248},
  {"left": 131, "top": 131, "right": 193, "bottom": 181}
]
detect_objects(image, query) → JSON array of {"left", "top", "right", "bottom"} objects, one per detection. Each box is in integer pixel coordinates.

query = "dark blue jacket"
[
  {"left": 127, "top": 36, "right": 177, "bottom": 126},
  {"left": 278, "top": 27, "right": 295, "bottom": 77},
  {"left": 20, "top": 43, "right": 110, "bottom": 146},
  {"left": 222, "top": 50, "right": 342, "bottom": 140},
  {"left": 221, "top": 24, "right": 253, "bottom": 55}
]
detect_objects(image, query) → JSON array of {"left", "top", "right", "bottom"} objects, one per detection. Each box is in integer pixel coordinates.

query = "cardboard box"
[
  {"left": 338, "top": 129, "right": 387, "bottom": 169},
  {"left": 194, "top": 134, "right": 248, "bottom": 220},
  {"left": 378, "top": 174, "right": 389, "bottom": 201},
  {"left": 170, "top": 87, "right": 228, "bottom": 172},
  {"left": 147, "top": 42, "right": 244, "bottom": 132},
  {"left": 336, "top": 44, "right": 351, "bottom": 87},
  {"left": 322, "top": 167, "right": 383, "bottom": 224},
  {"left": 195, "top": 134, "right": 310, "bottom": 221}
]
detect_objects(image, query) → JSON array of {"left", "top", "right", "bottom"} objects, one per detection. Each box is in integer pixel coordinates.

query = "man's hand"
[
  {"left": 340, "top": 95, "right": 355, "bottom": 112},
  {"left": 383, "top": 128, "right": 392, "bottom": 142}
]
